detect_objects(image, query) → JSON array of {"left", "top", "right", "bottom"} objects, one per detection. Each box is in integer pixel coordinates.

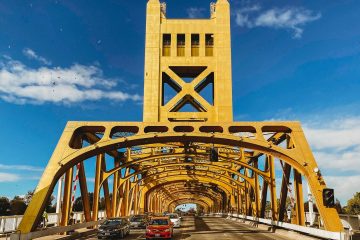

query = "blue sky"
[{"left": 0, "top": 0, "right": 359, "bottom": 205}]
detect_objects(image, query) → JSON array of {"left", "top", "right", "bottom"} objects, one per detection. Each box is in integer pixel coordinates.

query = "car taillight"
[
  {"left": 164, "top": 228, "right": 170, "bottom": 232},
  {"left": 146, "top": 228, "right": 152, "bottom": 233}
]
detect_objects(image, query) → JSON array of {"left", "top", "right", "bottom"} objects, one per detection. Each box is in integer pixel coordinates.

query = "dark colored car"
[
  {"left": 130, "top": 214, "right": 148, "bottom": 228},
  {"left": 97, "top": 218, "right": 130, "bottom": 239},
  {"left": 146, "top": 216, "right": 174, "bottom": 240}
]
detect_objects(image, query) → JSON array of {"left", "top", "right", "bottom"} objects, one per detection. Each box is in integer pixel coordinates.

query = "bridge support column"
[
  {"left": 293, "top": 169, "right": 305, "bottom": 226},
  {"left": 78, "top": 162, "right": 91, "bottom": 222},
  {"left": 278, "top": 161, "right": 291, "bottom": 222},
  {"left": 121, "top": 180, "right": 130, "bottom": 216},
  {"left": 260, "top": 159, "right": 269, "bottom": 218},
  {"left": 254, "top": 159, "right": 261, "bottom": 218},
  {"left": 133, "top": 184, "right": 139, "bottom": 215},
  {"left": 60, "top": 167, "right": 73, "bottom": 226},
  {"left": 112, "top": 158, "right": 120, "bottom": 217},
  {"left": 92, "top": 154, "right": 102, "bottom": 221},
  {"left": 269, "top": 156, "right": 278, "bottom": 220},
  {"left": 101, "top": 157, "right": 112, "bottom": 218}
]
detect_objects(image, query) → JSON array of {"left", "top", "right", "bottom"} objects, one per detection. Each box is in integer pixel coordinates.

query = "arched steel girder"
[
  {"left": 102, "top": 151, "right": 269, "bottom": 181},
  {"left": 153, "top": 187, "right": 223, "bottom": 203},
  {"left": 135, "top": 168, "right": 244, "bottom": 190},
  {"left": 143, "top": 180, "right": 228, "bottom": 197},
  {"left": 123, "top": 169, "right": 245, "bottom": 197},
  {"left": 166, "top": 194, "right": 214, "bottom": 207},
  {"left": 167, "top": 198, "right": 211, "bottom": 212},
  {"left": 18, "top": 131, "right": 343, "bottom": 233},
  {"left": 127, "top": 173, "right": 236, "bottom": 212},
  {"left": 158, "top": 190, "right": 222, "bottom": 205},
  {"left": 114, "top": 162, "right": 259, "bottom": 193},
  {"left": 57, "top": 133, "right": 303, "bottom": 176},
  {"left": 160, "top": 185, "right": 223, "bottom": 199},
  {"left": 135, "top": 174, "right": 236, "bottom": 214},
  {"left": 167, "top": 196, "right": 214, "bottom": 210},
  {"left": 124, "top": 173, "right": 238, "bottom": 212},
  {"left": 168, "top": 199, "right": 210, "bottom": 213}
]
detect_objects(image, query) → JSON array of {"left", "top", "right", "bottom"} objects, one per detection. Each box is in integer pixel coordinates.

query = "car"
[
  {"left": 166, "top": 213, "right": 181, "bottom": 228},
  {"left": 130, "top": 214, "right": 148, "bottom": 228},
  {"left": 97, "top": 217, "right": 130, "bottom": 239},
  {"left": 145, "top": 216, "right": 174, "bottom": 240}
]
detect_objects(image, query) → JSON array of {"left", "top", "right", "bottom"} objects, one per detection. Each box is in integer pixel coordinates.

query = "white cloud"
[
  {"left": 23, "top": 48, "right": 52, "bottom": 65},
  {"left": 0, "top": 164, "right": 43, "bottom": 172},
  {"left": 302, "top": 117, "right": 360, "bottom": 203},
  {"left": 235, "top": 5, "right": 321, "bottom": 38},
  {"left": 304, "top": 118, "right": 360, "bottom": 150},
  {"left": 304, "top": 117, "right": 360, "bottom": 173},
  {"left": 0, "top": 172, "right": 20, "bottom": 182},
  {"left": 187, "top": 7, "right": 206, "bottom": 18},
  {"left": 0, "top": 55, "right": 142, "bottom": 105}
]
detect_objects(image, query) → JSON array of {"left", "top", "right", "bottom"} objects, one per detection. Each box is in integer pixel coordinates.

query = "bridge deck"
[{"left": 75, "top": 216, "right": 319, "bottom": 240}]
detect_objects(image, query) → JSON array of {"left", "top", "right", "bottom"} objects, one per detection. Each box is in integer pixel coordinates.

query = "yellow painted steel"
[{"left": 16, "top": 0, "right": 344, "bottom": 236}]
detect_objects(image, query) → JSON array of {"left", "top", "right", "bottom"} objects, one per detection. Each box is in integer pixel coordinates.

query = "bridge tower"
[
  {"left": 144, "top": 0, "right": 232, "bottom": 122},
  {"left": 14, "top": 0, "right": 345, "bottom": 238}
]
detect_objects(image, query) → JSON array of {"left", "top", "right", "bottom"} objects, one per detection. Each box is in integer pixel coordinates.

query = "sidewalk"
[
  {"left": 36, "top": 228, "right": 96, "bottom": 240},
  {"left": 0, "top": 228, "right": 96, "bottom": 240}
]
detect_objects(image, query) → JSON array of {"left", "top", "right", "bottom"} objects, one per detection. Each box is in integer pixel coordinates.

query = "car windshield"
[
  {"left": 149, "top": 219, "right": 168, "bottom": 225},
  {"left": 103, "top": 219, "right": 122, "bottom": 226},
  {"left": 168, "top": 214, "right": 179, "bottom": 219},
  {"left": 130, "top": 216, "right": 145, "bottom": 222}
]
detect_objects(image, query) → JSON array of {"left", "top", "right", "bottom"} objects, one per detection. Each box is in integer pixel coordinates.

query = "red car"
[{"left": 145, "top": 216, "right": 174, "bottom": 239}]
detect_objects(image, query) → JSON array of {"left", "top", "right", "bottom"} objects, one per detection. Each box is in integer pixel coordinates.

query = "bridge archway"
[{"left": 18, "top": 123, "right": 343, "bottom": 233}]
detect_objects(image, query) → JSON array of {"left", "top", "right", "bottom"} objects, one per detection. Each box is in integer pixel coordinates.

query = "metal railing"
[{"left": 0, "top": 211, "right": 106, "bottom": 234}]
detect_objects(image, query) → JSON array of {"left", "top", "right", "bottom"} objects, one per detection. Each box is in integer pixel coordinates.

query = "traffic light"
[
  {"left": 184, "top": 142, "right": 193, "bottom": 162},
  {"left": 210, "top": 147, "right": 218, "bottom": 162},
  {"left": 323, "top": 188, "right": 335, "bottom": 207}
]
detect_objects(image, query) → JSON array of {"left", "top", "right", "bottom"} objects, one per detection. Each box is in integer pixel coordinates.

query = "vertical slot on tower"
[
  {"left": 191, "top": 34, "right": 199, "bottom": 57},
  {"left": 205, "top": 34, "right": 214, "bottom": 56},
  {"left": 163, "top": 34, "right": 171, "bottom": 57},
  {"left": 177, "top": 34, "right": 185, "bottom": 57}
]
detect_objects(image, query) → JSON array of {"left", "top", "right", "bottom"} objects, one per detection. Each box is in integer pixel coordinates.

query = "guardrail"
[
  {"left": 0, "top": 211, "right": 106, "bottom": 234},
  {"left": 261, "top": 210, "right": 359, "bottom": 231},
  {"left": 210, "top": 212, "right": 352, "bottom": 240}
]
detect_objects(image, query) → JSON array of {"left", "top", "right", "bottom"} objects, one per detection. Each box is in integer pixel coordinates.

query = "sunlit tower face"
[{"left": 143, "top": 0, "right": 233, "bottom": 123}]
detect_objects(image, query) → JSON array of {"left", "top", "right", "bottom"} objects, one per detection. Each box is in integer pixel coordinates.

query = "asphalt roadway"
[{"left": 81, "top": 216, "right": 302, "bottom": 240}]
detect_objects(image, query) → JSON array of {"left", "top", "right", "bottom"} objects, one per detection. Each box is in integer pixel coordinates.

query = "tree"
[
  {"left": 345, "top": 192, "right": 360, "bottom": 215},
  {"left": 24, "top": 191, "right": 34, "bottom": 205},
  {"left": 334, "top": 199, "right": 344, "bottom": 214},
  {"left": 46, "top": 195, "right": 56, "bottom": 213},
  {"left": 72, "top": 193, "right": 95, "bottom": 212},
  {"left": 73, "top": 196, "right": 84, "bottom": 212},
  {"left": 10, "top": 196, "right": 27, "bottom": 215},
  {"left": 23, "top": 190, "right": 55, "bottom": 213},
  {"left": 0, "top": 197, "right": 11, "bottom": 216}
]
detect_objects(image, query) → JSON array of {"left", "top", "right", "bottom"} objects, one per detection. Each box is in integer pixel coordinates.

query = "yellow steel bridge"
[{"left": 17, "top": 0, "right": 344, "bottom": 237}]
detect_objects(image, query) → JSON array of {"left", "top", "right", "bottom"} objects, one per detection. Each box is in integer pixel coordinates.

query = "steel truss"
[{"left": 18, "top": 121, "right": 343, "bottom": 233}]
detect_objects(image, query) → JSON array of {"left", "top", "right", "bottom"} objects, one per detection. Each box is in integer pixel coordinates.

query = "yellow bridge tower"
[{"left": 144, "top": 0, "right": 232, "bottom": 122}]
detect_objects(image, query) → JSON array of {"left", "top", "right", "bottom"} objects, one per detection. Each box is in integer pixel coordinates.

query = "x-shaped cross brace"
[{"left": 163, "top": 67, "right": 214, "bottom": 112}]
